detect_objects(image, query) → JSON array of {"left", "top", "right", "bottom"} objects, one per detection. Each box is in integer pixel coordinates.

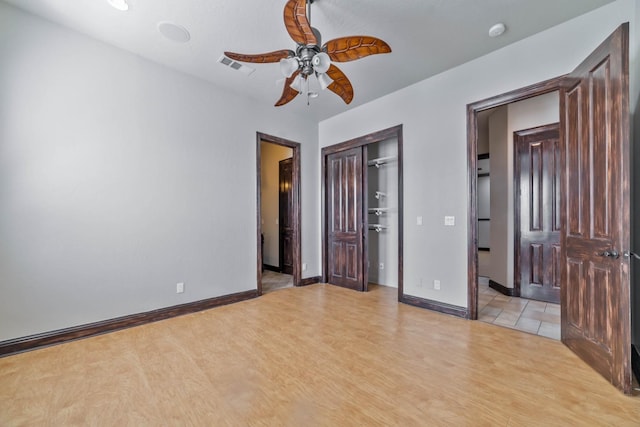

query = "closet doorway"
[
  {"left": 321, "top": 125, "right": 403, "bottom": 296},
  {"left": 256, "top": 133, "right": 301, "bottom": 294}
]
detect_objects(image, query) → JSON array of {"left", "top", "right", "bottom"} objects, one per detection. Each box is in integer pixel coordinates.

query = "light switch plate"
[
  {"left": 417, "top": 216, "right": 423, "bottom": 226},
  {"left": 444, "top": 216, "right": 455, "bottom": 226}
]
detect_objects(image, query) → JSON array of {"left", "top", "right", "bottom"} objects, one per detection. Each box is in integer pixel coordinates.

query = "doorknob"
[{"left": 597, "top": 249, "right": 619, "bottom": 259}]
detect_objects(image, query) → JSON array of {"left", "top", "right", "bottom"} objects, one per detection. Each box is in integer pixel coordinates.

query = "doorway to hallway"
[{"left": 256, "top": 133, "right": 301, "bottom": 295}]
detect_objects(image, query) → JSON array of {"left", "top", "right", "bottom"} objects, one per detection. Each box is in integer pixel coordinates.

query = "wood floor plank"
[{"left": 0, "top": 283, "right": 638, "bottom": 426}]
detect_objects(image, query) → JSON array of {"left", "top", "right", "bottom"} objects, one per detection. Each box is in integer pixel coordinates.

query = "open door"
[
  {"left": 279, "top": 157, "right": 294, "bottom": 275},
  {"left": 560, "top": 23, "right": 632, "bottom": 394},
  {"left": 327, "top": 147, "right": 365, "bottom": 291}
]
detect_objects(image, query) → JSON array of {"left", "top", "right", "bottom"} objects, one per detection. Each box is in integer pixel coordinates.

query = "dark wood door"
[
  {"left": 327, "top": 147, "right": 364, "bottom": 291},
  {"left": 515, "top": 124, "right": 561, "bottom": 303},
  {"left": 279, "top": 158, "right": 294, "bottom": 275},
  {"left": 560, "top": 24, "right": 631, "bottom": 394}
]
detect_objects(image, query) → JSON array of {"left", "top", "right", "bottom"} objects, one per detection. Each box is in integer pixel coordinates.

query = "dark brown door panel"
[
  {"left": 515, "top": 124, "right": 561, "bottom": 303},
  {"left": 327, "top": 147, "right": 364, "bottom": 291},
  {"left": 560, "top": 23, "right": 631, "bottom": 394}
]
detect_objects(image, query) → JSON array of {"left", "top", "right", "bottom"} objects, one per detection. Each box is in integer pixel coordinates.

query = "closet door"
[{"left": 327, "top": 147, "right": 365, "bottom": 291}]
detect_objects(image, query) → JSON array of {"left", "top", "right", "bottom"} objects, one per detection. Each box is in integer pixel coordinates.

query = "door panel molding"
[
  {"left": 326, "top": 147, "right": 364, "bottom": 290},
  {"left": 560, "top": 23, "right": 631, "bottom": 394},
  {"left": 256, "top": 133, "right": 302, "bottom": 294},
  {"left": 514, "top": 123, "right": 561, "bottom": 303}
]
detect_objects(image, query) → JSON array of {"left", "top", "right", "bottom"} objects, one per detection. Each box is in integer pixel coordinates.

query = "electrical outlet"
[
  {"left": 379, "top": 262, "right": 384, "bottom": 270},
  {"left": 176, "top": 282, "right": 184, "bottom": 293},
  {"left": 417, "top": 216, "right": 423, "bottom": 226},
  {"left": 433, "top": 280, "right": 441, "bottom": 290}
]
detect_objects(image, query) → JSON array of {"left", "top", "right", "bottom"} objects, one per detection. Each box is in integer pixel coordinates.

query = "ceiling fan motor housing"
[{"left": 296, "top": 45, "right": 321, "bottom": 76}]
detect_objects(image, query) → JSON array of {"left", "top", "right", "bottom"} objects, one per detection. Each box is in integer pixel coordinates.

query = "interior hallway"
[{"left": 1, "top": 283, "right": 637, "bottom": 425}]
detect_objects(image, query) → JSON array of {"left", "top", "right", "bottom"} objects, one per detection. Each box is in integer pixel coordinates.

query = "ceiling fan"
[{"left": 224, "top": 0, "right": 391, "bottom": 106}]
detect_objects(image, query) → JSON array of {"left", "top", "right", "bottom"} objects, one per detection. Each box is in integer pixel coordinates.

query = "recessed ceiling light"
[
  {"left": 157, "top": 22, "right": 191, "bottom": 43},
  {"left": 489, "top": 23, "right": 506, "bottom": 38},
  {"left": 107, "top": 0, "right": 129, "bottom": 11}
]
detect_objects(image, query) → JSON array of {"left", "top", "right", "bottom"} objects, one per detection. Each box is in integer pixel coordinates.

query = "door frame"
[
  {"left": 467, "top": 76, "right": 563, "bottom": 320},
  {"left": 321, "top": 125, "right": 403, "bottom": 297},
  {"left": 256, "top": 132, "right": 302, "bottom": 295},
  {"left": 513, "top": 122, "right": 560, "bottom": 301}
]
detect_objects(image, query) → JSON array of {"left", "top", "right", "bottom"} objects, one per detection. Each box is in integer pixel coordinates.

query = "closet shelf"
[
  {"left": 367, "top": 156, "right": 397, "bottom": 168},
  {"left": 368, "top": 207, "right": 390, "bottom": 216},
  {"left": 368, "top": 224, "right": 388, "bottom": 233},
  {"left": 374, "top": 191, "right": 386, "bottom": 200}
]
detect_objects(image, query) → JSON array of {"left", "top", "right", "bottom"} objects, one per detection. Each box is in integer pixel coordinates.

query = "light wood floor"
[{"left": 1, "top": 284, "right": 638, "bottom": 426}]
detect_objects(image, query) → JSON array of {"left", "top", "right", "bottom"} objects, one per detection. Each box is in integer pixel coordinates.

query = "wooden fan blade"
[
  {"left": 326, "top": 64, "right": 354, "bottom": 104},
  {"left": 283, "top": 0, "right": 318, "bottom": 46},
  {"left": 323, "top": 36, "right": 392, "bottom": 62},
  {"left": 275, "top": 70, "right": 302, "bottom": 106},
  {"left": 224, "top": 50, "right": 293, "bottom": 64}
]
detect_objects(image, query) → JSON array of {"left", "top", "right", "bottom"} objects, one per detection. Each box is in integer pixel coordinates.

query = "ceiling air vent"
[{"left": 218, "top": 55, "right": 255, "bottom": 76}]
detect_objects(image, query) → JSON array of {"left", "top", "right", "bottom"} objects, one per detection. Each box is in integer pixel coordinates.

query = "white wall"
[
  {"left": 260, "top": 143, "right": 293, "bottom": 267},
  {"left": 488, "top": 107, "right": 508, "bottom": 287},
  {"left": 477, "top": 116, "right": 491, "bottom": 277},
  {"left": 0, "top": 3, "right": 320, "bottom": 341},
  {"left": 477, "top": 118, "right": 490, "bottom": 155},
  {"left": 319, "top": 0, "right": 636, "bottom": 308},
  {"left": 477, "top": 177, "right": 490, "bottom": 248}
]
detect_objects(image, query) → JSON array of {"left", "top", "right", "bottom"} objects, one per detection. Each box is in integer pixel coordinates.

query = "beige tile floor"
[
  {"left": 261, "top": 270, "right": 293, "bottom": 293},
  {"left": 478, "top": 276, "right": 561, "bottom": 340}
]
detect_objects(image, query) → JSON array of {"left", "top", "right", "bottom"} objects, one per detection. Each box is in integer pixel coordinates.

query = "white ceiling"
[{"left": 2, "top": 0, "right": 614, "bottom": 122}]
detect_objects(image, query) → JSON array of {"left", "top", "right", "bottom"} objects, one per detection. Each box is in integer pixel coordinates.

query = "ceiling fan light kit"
[
  {"left": 311, "top": 52, "right": 331, "bottom": 73},
  {"left": 224, "top": 0, "right": 391, "bottom": 107},
  {"left": 317, "top": 72, "right": 333, "bottom": 90},
  {"left": 280, "top": 57, "right": 300, "bottom": 78}
]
